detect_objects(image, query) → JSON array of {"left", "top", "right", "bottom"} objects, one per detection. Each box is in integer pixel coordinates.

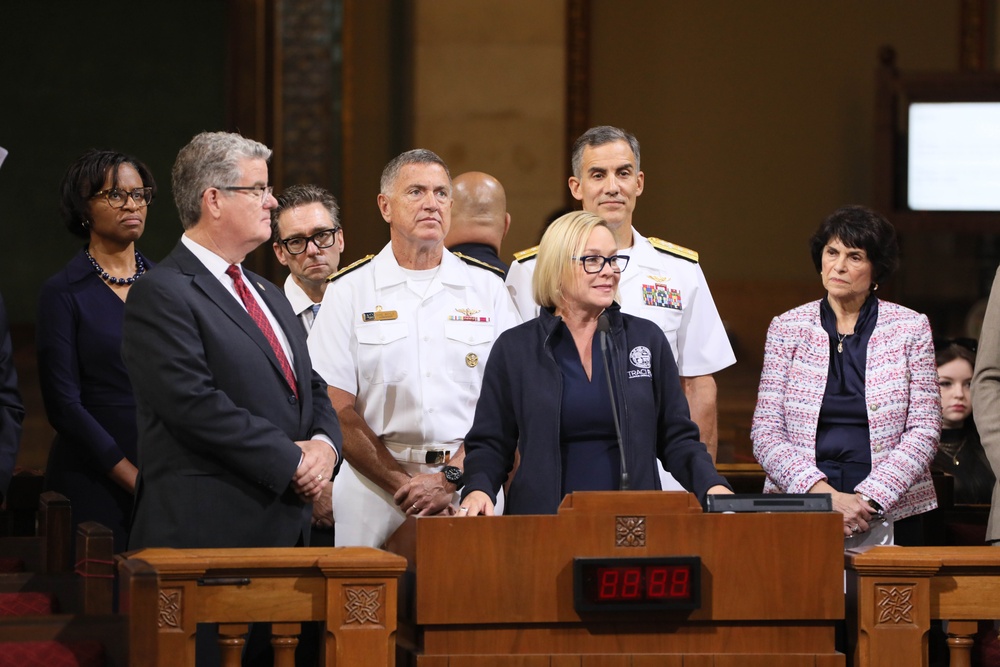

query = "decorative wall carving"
[
  {"left": 158, "top": 588, "right": 182, "bottom": 629},
  {"left": 616, "top": 516, "right": 646, "bottom": 547},
  {"left": 959, "top": 0, "right": 989, "bottom": 72},
  {"left": 278, "top": 0, "right": 340, "bottom": 190},
  {"left": 876, "top": 585, "right": 914, "bottom": 625},
  {"left": 343, "top": 585, "right": 383, "bottom": 625}
]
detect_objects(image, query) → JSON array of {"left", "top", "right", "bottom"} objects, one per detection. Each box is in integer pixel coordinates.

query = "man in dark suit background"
[
  {"left": 0, "top": 292, "right": 24, "bottom": 506},
  {"left": 122, "top": 131, "right": 341, "bottom": 551}
]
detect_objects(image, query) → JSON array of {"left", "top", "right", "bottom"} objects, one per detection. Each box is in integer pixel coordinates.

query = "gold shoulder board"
[
  {"left": 452, "top": 252, "right": 506, "bottom": 278},
  {"left": 647, "top": 237, "right": 699, "bottom": 263},
  {"left": 512, "top": 246, "right": 539, "bottom": 263},
  {"left": 327, "top": 254, "right": 375, "bottom": 282}
]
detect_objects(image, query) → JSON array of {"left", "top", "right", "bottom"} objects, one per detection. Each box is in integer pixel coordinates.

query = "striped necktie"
[{"left": 225, "top": 265, "right": 298, "bottom": 398}]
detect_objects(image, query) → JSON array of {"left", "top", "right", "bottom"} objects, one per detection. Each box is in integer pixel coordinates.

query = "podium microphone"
[{"left": 597, "top": 314, "right": 629, "bottom": 490}]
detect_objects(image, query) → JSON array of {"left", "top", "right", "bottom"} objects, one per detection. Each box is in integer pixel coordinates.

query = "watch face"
[{"left": 444, "top": 466, "right": 463, "bottom": 484}]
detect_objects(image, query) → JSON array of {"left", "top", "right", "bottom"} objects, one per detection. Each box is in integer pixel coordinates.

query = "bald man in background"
[{"left": 445, "top": 171, "right": 511, "bottom": 279}]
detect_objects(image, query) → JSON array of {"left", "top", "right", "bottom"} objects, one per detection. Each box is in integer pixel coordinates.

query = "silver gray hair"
[
  {"left": 172, "top": 131, "right": 272, "bottom": 229},
  {"left": 571, "top": 126, "right": 641, "bottom": 179},
  {"left": 379, "top": 149, "right": 451, "bottom": 196}
]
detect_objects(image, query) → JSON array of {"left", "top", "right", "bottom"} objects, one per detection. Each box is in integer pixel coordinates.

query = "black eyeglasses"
[
  {"left": 934, "top": 337, "right": 978, "bottom": 354},
  {"left": 572, "top": 254, "right": 629, "bottom": 274},
  {"left": 217, "top": 184, "right": 274, "bottom": 204},
  {"left": 280, "top": 227, "right": 341, "bottom": 255},
  {"left": 92, "top": 187, "right": 153, "bottom": 209}
]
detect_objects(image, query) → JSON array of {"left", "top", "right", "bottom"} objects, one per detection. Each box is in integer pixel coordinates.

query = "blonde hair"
[{"left": 532, "top": 211, "right": 610, "bottom": 308}]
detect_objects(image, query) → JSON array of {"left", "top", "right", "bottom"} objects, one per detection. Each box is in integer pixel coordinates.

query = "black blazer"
[{"left": 122, "top": 241, "right": 341, "bottom": 549}]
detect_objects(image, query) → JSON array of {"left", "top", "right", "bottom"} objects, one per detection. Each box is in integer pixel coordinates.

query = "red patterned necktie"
[{"left": 225, "top": 265, "right": 298, "bottom": 398}]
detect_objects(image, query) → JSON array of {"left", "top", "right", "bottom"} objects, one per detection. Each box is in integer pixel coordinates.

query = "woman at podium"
[
  {"left": 751, "top": 206, "right": 939, "bottom": 545},
  {"left": 457, "top": 212, "right": 731, "bottom": 516}
]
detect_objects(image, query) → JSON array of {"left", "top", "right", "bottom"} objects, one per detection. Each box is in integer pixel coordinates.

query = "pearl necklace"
[{"left": 85, "top": 249, "right": 146, "bottom": 286}]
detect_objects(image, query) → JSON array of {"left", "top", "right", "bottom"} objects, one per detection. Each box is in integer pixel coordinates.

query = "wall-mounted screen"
[{"left": 907, "top": 102, "right": 1000, "bottom": 211}]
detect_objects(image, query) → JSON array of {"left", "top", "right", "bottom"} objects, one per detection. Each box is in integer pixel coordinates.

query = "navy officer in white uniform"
[
  {"left": 308, "top": 149, "right": 520, "bottom": 548},
  {"left": 506, "top": 126, "right": 735, "bottom": 483}
]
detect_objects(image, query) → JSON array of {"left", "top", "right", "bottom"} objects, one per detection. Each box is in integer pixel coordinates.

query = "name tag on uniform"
[{"left": 362, "top": 306, "right": 398, "bottom": 322}]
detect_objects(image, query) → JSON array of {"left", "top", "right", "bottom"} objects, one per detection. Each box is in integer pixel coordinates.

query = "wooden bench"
[
  {"left": 0, "top": 493, "right": 131, "bottom": 666},
  {"left": 0, "top": 520, "right": 114, "bottom": 615},
  {"left": 847, "top": 545, "right": 1000, "bottom": 667},
  {"left": 0, "top": 490, "right": 72, "bottom": 575},
  {"left": 0, "top": 553, "right": 158, "bottom": 667},
  {"left": 0, "top": 469, "right": 45, "bottom": 538},
  {"left": 120, "top": 546, "right": 407, "bottom": 667}
]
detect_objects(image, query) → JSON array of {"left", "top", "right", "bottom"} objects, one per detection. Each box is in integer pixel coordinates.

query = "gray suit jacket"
[
  {"left": 972, "top": 266, "right": 1000, "bottom": 542},
  {"left": 123, "top": 241, "right": 341, "bottom": 549}
]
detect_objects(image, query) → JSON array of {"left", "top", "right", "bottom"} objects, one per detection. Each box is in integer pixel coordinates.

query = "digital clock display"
[{"left": 573, "top": 556, "right": 701, "bottom": 613}]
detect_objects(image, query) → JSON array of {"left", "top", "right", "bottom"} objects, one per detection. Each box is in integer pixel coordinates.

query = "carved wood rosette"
[{"left": 615, "top": 515, "right": 646, "bottom": 547}]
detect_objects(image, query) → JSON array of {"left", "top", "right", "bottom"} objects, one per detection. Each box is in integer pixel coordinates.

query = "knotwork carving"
[
  {"left": 616, "top": 516, "right": 646, "bottom": 547},
  {"left": 344, "top": 585, "right": 382, "bottom": 625},
  {"left": 876, "top": 585, "right": 914, "bottom": 624},
  {"left": 158, "top": 588, "right": 182, "bottom": 629}
]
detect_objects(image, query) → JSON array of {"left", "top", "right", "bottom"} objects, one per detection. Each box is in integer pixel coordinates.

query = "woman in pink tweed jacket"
[{"left": 752, "top": 206, "right": 939, "bottom": 542}]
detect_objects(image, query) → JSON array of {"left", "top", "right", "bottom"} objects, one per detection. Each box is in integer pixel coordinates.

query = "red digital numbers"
[{"left": 595, "top": 565, "right": 690, "bottom": 601}]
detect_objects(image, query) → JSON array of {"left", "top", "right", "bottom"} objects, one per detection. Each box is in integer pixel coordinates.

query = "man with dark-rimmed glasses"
[
  {"left": 271, "top": 184, "right": 344, "bottom": 333},
  {"left": 271, "top": 184, "right": 344, "bottom": 546}
]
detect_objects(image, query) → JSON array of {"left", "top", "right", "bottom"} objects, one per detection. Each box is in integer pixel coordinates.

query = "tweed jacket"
[{"left": 751, "top": 298, "right": 939, "bottom": 521}]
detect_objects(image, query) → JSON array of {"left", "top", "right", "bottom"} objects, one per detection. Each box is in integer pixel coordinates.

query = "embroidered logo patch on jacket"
[{"left": 628, "top": 346, "right": 652, "bottom": 379}]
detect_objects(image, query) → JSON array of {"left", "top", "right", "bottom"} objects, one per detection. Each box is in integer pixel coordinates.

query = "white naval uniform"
[
  {"left": 283, "top": 273, "right": 320, "bottom": 333},
  {"left": 505, "top": 228, "right": 736, "bottom": 490},
  {"left": 309, "top": 244, "right": 520, "bottom": 547}
]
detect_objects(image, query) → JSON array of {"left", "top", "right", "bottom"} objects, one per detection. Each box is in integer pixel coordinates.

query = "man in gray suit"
[
  {"left": 972, "top": 269, "right": 1000, "bottom": 547},
  {"left": 122, "top": 131, "right": 341, "bottom": 551}
]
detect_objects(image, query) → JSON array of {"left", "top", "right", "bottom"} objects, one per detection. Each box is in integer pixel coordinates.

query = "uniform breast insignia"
[
  {"left": 512, "top": 246, "right": 539, "bottom": 263},
  {"left": 362, "top": 306, "right": 398, "bottom": 322},
  {"left": 641, "top": 281, "right": 682, "bottom": 310},
  {"left": 448, "top": 308, "right": 490, "bottom": 323},
  {"left": 328, "top": 254, "right": 375, "bottom": 282},
  {"left": 465, "top": 353, "right": 479, "bottom": 368},
  {"left": 648, "top": 237, "right": 699, "bottom": 263}
]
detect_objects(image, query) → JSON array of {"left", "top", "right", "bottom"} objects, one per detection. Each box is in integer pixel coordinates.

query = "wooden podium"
[{"left": 386, "top": 491, "right": 845, "bottom": 666}]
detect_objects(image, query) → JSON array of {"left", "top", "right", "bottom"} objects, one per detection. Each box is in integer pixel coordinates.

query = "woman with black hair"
[
  {"left": 752, "top": 205, "right": 940, "bottom": 546},
  {"left": 37, "top": 149, "right": 156, "bottom": 552}
]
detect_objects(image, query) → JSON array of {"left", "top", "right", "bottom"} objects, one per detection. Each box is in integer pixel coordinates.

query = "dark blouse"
[
  {"left": 552, "top": 322, "right": 620, "bottom": 494},
  {"left": 815, "top": 294, "right": 878, "bottom": 492},
  {"left": 933, "top": 423, "right": 995, "bottom": 505}
]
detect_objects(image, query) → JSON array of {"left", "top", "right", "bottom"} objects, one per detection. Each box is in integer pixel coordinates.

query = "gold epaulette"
[
  {"left": 647, "top": 237, "right": 699, "bottom": 263},
  {"left": 452, "top": 252, "right": 506, "bottom": 279},
  {"left": 327, "top": 254, "right": 375, "bottom": 282},
  {"left": 512, "top": 246, "right": 538, "bottom": 263}
]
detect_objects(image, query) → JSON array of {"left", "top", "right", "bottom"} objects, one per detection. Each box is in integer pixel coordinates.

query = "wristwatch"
[{"left": 442, "top": 465, "right": 464, "bottom": 487}]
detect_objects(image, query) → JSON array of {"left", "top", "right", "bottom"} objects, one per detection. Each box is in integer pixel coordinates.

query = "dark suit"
[
  {"left": 122, "top": 240, "right": 341, "bottom": 550},
  {"left": 0, "top": 293, "right": 24, "bottom": 503}
]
